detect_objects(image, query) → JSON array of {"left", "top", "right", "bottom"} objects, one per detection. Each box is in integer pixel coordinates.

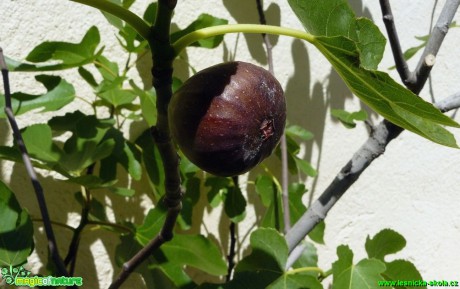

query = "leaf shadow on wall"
[
  {"left": 5, "top": 159, "right": 150, "bottom": 288},
  {"left": 283, "top": 39, "right": 328, "bottom": 205},
  {"left": 222, "top": 0, "right": 281, "bottom": 65}
]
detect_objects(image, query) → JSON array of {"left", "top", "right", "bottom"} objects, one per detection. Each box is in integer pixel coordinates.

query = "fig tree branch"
[
  {"left": 413, "top": 0, "right": 459, "bottom": 92},
  {"left": 108, "top": 1, "right": 181, "bottom": 288},
  {"left": 379, "top": 0, "right": 412, "bottom": 86},
  {"left": 285, "top": 0, "right": 460, "bottom": 265},
  {"left": 0, "top": 48, "right": 71, "bottom": 280},
  {"left": 286, "top": 90, "right": 460, "bottom": 267},
  {"left": 256, "top": 0, "right": 274, "bottom": 73},
  {"left": 380, "top": 0, "right": 460, "bottom": 91},
  {"left": 64, "top": 164, "right": 95, "bottom": 276}
]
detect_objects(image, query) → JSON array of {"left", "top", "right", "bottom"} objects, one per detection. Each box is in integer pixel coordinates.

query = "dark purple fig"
[{"left": 169, "top": 61, "right": 286, "bottom": 177}]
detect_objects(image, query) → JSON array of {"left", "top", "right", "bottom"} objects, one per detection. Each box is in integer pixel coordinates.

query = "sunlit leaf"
[
  {"left": 21, "top": 124, "right": 64, "bottom": 165},
  {"left": 288, "top": 0, "right": 385, "bottom": 69},
  {"left": 366, "top": 229, "right": 425, "bottom": 288},
  {"left": 383, "top": 260, "right": 425, "bottom": 289},
  {"left": 0, "top": 75, "right": 75, "bottom": 118},
  {"left": 313, "top": 36, "right": 459, "bottom": 147},
  {"left": 131, "top": 80, "right": 157, "bottom": 126},
  {"left": 267, "top": 274, "right": 323, "bottom": 289},
  {"left": 285, "top": 125, "right": 314, "bottom": 141},
  {"left": 331, "top": 109, "right": 368, "bottom": 129},
  {"left": 288, "top": 183, "right": 307, "bottom": 223},
  {"left": 294, "top": 157, "right": 317, "bottom": 177},
  {"left": 365, "top": 229, "right": 406, "bottom": 260},
  {"left": 332, "top": 245, "right": 385, "bottom": 289},
  {"left": 255, "top": 175, "right": 277, "bottom": 207},
  {"left": 6, "top": 26, "right": 102, "bottom": 71},
  {"left": 237, "top": 228, "right": 287, "bottom": 273},
  {"left": 135, "top": 207, "right": 167, "bottom": 246},
  {"left": 289, "top": 0, "right": 459, "bottom": 147}
]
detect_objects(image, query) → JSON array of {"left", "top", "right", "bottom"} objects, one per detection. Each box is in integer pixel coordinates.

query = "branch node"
[
  {"left": 383, "top": 14, "right": 393, "bottom": 21},
  {"left": 163, "top": 190, "right": 183, "bottom": 207},
  {"left": 424, "top": 54, "right": 436, "bottom": 67}
]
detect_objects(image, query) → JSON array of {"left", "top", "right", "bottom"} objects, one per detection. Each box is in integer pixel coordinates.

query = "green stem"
[
  {"left": 287, "top": 266, "right": 325, "bottom": 276},
  {"left": 172, "top": 24, "right": 315, "bottom": 56},
  {"left": 31, "top": 218, "right": 75, "bottom": 231},
  {"left": 87, "top": 220, "right": 134, "bottom": 234},
  {"left": 70, "top": 0, "right": 150, "bottom": 39}
]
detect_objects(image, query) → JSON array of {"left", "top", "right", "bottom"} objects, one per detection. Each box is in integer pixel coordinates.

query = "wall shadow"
[
  {"left": 5, "top": 152, "right": 150, "bottom": 288},
  {"left": 222, "top": 0, "right": 281, "bottom": 65}
]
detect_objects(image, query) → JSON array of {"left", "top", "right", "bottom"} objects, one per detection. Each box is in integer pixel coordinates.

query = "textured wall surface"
[{"left": 1, "top": 0, "right": 460, "bottom": 288}]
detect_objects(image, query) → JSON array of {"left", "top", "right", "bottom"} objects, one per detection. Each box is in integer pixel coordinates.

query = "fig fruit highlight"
[{"left": 169, "top": 61, "right": 286, "bottom": 177}]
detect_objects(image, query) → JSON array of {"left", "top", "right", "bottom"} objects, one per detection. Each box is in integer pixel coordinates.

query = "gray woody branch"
[
  {"left": 285, "top": 0, "right": 460, "bottom": 267},
  {"left": 0, "top": 49, "right": 73, "bottom": 283}
]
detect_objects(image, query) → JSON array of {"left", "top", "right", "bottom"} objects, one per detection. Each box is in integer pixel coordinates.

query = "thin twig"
[
  {"left": 286, "top": 0, "right": 460, "bottom": 265},
  {"left": 0, "top": 48, "right": 70, "bottom": 279},
  {"left": 428, "top": 0, "right": 439, "bottom": 103},
  {"left": 413, "top": 0, "right": 460, "bottom": 91},
  {"left": 64, "top": 164, "right": 95, "bottom": 275},
  {"left": 226, "top": 222, "right": 237, "bottom": 281},
  {"left": 381, "top": 0, "right": 460, "bottom": 91},
  {"left": 256, "top": 0, "right": 290, "bottom": 232},
  {"left": 226, "top": 177, "right": 239, "bottom": 281},
  {"left": 379, "top": 0, "right": 413, "bottom": 86},
  {"left": 435, "top": 91, "right": 460, "bottom": 113},
  {"left": 256, "top": 0, "right": 273, "bottom": 73}
]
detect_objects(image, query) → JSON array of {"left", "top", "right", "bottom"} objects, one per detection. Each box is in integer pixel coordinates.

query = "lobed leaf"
[
  {"left": 365, "top": 228, "right": 406, "bottom": 261},
  {"left": 285, "top": 125, "right": 314, "bottom": 141},
  {"left": 21, "top": 124, "right": 64, "bottom": 165},
  {"left": 366, "top": 229, "right": 425, "bottom": 288},
  {"left": 332, "top": 245, "right": 385, "bottom": 289},
  {"left": 237, "top": 228, "right": 288, "bottom": 273},
  {"left": 267, "top": 274, "right": 323, "bottom": 289},
  {"left": 7, "top": 26, "right": 102, "bottom": 71},
  {"left": 331, "top": 109, "right": 368, "bottom": 129},
  {"left": 162, "top": 234, "right": 228, "bottom": 276},
  {"left": 0, "top": 75, "right": 76, "bottom": 118},
  {"left": 289, "top": 0, "right": 459, "bottom": 147},
  {"left": 383, "top": 260, "right": 426, "bottom": 289},
  {"left": 288, "top": 0, "right": 385, "bottom": 69},
  {"left": 313, "top": 36, "right": 459, "bottom": 147}
]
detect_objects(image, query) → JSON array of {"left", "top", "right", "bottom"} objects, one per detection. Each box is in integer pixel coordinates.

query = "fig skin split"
[{"left": 169, "top": 61, "right": 286, "bottom": 177}]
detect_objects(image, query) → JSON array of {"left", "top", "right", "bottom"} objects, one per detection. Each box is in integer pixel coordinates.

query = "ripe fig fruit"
[{"left": 169, "top": 61, "right": 286, "bottom": 177}]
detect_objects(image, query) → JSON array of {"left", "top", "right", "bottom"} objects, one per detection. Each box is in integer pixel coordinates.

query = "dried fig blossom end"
[{"left": 260, "top": 119, "right": 275, "bottom": 141}]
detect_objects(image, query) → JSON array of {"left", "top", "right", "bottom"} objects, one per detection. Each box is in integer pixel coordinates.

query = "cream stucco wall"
[{"left": 1, "top": 0, "right": 460, "bottom": 288}]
